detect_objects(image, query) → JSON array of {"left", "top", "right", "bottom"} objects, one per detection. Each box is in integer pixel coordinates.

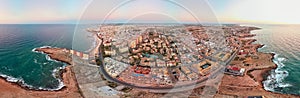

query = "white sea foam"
[
  {"left": 34, "top": 58, "right": 38, "bottom": 64},
  {"left": 33, "top": 58, "right": 49, "bottom": 66},
  {"left": 84, "top": 34, "right": 97, "bottom": 53},
  {"left": 36, "top": 46, "right": 66, "bottom": 91},
  {"left": 45, "top": 55, "right": 60, "bottom": 63},
  {"left": 0, "top": 74, "right": 23, "bottom": 83},
  {"left": 32, "top": 46, "right": 64, "bottom": 63},
  {"left": 21, "top": 79, "right": 65, "bottom": 91},
  {"left": 263, "top": 53, "right": 291, "bottom": 91},
  {"left": 51, "top": 66, "right": 66, "bottom": 90},
  {"left": 0, "top": 46, "right": 66, "bottom": 91},
  {"left": 278, "top": 83, "right": 292, "bottom": 88},
  {"left": 0, "top": 70, "right": 65, "bottom": 91},
  {"left": 31, "top": 46, "right": 52, "bottom": 53},
  {"left": 14, "top": 46, "right": 67, "bottom": 91},
  {"left": 27, "top": 68, "right": 66, "bottom": 91},
  {"left": 258, "top": 45, "right": 267, "bottom": 51}
]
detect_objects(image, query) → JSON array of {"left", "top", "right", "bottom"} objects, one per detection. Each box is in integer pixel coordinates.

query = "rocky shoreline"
[
  {"left": 216, "top": 28, "right": 299, "bottom": 98},
  {"left": 216, "top": 54, "right": 299, "bottom": 97},
  {"left": 0, "top": 26, "right": 299, "bottom": 97},
  {"left": 34, "top": 47, "right": 73, "bottom": 65},
  {"left": 0, "top": 47, "right": 82, "bottom": 98}
]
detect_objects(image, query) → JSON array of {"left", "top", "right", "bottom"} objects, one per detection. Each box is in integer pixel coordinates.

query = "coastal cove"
[
  {"left": 215, "top": 26, "right": 299, "bottom": 97},
  {"left": 0, "top": 24, "right": 94, "bottom": 90},
  {"left": 217, "top": 24, "right": 300, "bottom": 96},
  {"left": 252, "top": 24, "right": 300, "bottom": 95},
  {"left": 0, "top": 24, "right": 299, "bottom": 97}
]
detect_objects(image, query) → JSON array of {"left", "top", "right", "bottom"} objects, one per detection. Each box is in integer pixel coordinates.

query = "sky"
[{"left": 1, "top": 0, "right": 300, "bottom": 24}]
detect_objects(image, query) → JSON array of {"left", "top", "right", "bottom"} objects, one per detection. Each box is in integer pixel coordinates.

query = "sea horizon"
[{"left": 0, "top": 24, "right": 299, "bottom": 95}]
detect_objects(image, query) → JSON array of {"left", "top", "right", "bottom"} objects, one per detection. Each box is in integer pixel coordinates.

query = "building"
[
  {"left": 138, "top": 36, "right": 143, "bottom": 43},
  {"left": 178, "top": 73, "right": 188, "bottom": 81},
  {"left": 104, "top": 50, "right": 116, "bottom": 56},
  {"left": 70, "top": 50, "right": 89, "bottom": 60},
  {"left": 157, "top": 59, "right": 166, "bottom": 67},
  {"left": 103, "top": 41, "right": 112, "bottom": 47},
  {"left": 104, "top": 58, "right": 129, "bottom": 77},
  {"left": 193, "top": 59, "right": 216, "bottom": 76},
  {"left": 130, "top": 41, "right": 136, "bottom": 48},
  {"left": 224, "top": 66, "right": 245, "bottom": 76},
  {"left": 186, "top": 72, "right": 198, "bottom": 80},
  {"left": 70, "top": 50, "right": 76, "bottom": 55},
  {"left": 180, "top": 66, "right": 191, "bottom": 74},
  {"left": 119, "top": 47, "right": 128, "bottom": 53},
  {"left": 214, "top": 52, "right": 231, "bottom": 61},
  {"left": 82, "top": 54, "right": 89, "bottom": 60},
  {"left": 166, "top": 61, "right": 176, "bottom": 67}
]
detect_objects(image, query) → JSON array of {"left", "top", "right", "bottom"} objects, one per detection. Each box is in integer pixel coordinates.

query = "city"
[{"left": 90, "top": 24, "right": 255, "bottom": 93}]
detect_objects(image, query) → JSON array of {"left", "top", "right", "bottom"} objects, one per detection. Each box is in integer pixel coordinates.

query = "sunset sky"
[{"left": 1, "top": 0, "right": 300, "bottom": 24}]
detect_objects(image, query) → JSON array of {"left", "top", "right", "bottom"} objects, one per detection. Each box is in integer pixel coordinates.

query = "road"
[{"left": 96, "top": 30, "right": 240, "bottom": 93}]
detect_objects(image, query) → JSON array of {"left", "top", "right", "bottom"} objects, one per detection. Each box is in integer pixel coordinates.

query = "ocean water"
[
  {"left": 251, "top": 24, "right": 300, "bottom": 95},
  {"left": 0, "top": 24, "right": 299, "bottom": 95},
  {"left": 0, "top": 24, "right": 94, "bottom": 90}
]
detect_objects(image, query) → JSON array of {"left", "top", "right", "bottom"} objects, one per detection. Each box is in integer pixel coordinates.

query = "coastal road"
[
  {"left": 96, "top": 34, "right": 211, "bottom": 92},
  {"left": 97, "top": 48, "right": 236, "bottom": 93},
  {"left": 95, "top": 29, "right": 240, "bottom": 93}
]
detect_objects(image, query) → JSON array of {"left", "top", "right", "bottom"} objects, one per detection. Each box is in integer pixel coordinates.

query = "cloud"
[{"left": 220, "top": 0, "right": 300, "bottom": 24}]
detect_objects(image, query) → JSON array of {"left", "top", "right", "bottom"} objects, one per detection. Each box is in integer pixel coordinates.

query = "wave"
[
  {"left": 0, "top": 74, "right": 23, "bottom": 83},
  {"left": 33, "top": 58, "right": 47, "bottom": 65},
  {"left": 33, "top": 46, "right": 66, "bottom": 90},
  {"left": 45, "top": 55, "right": 60, "bottom": 63},
  {"left": 84, "top": 35, "right": 97, "bottom": 53},
  {"left": 33, "top": 57, "right": 65, "bottom": 91},
  {"left": 32, "top": 46, "right": 62, "bottom": 63},
  {"left": 0, "top": 45, "right": 67, "bottom": 91},
  {"left": 263, "top": 53, "right": 291, "bottom": 92},
  {"left": 50, "top": 66, "right": 65, "bottom": 91},
  {"left": 0, "top": 73, "right": 64, "bottom": 91},
  {"left": 257, "top": 44, "right": 267, "bottom": 51},
  {"left": 31, "top": 46, "right": 52, "bottom": 53},
  {"left": 12, "top": 45, "right": 66, "bottom": 91}
]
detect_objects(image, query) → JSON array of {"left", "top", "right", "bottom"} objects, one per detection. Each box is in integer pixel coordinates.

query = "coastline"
[
  {"left": 217, "top": 54, "right": 300, "bottom": 97},
  {"left": 0, "top": 25, "right": 298, "bottom": 97},
  {"left": 33, "top": 46, "right": 73, "bottom": 65},
  {"left": 0, "top": 65, "right": 82, "bottom": 98},
  {"left": 0, "top": 46, "right": 82, "bottom": 98},
  {"left": 216, "top": 27, "right": 299, "bottom": 97}
]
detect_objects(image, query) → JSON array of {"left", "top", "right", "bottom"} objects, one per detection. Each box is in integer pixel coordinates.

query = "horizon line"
[{"left": 1, "top": 22, "right": 300, "bottom": 25}]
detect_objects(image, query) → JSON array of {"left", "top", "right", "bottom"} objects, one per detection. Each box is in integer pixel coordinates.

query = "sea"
[
  {"left": 251, "top": 24, "right": 300, "bottom": 95},
  {"left": 0, "top": 24, "right": 96, "bottom": 90},
  {"left": 0, "top": 24, "right": 299, "bottom": 95}
]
